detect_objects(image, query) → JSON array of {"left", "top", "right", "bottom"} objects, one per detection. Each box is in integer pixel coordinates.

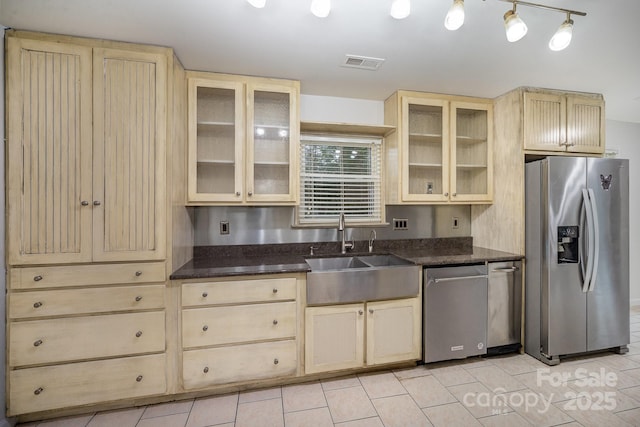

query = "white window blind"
[{"left": 298, "top": 135, "right": 383, "bottom": 225}]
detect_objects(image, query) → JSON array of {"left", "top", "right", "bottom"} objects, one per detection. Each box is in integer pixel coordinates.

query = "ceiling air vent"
[{"left": 342, "top": 55, "right": 385, "bottom": 71}]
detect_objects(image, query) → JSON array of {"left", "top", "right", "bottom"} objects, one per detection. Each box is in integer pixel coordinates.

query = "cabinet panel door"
[
  {"left": 92, "top": 48, "right": 167, "bottom": 261},
  {"left": 305, "top": 304, "right": 364, "bottom": 374},
  {"left": 450, "top": 102, "right": 493, "bottom": 203},
  {"left": 6, "top": 38, "right": 93, "bottom": 265},
  {"left": 523, "top": 92, "right": 566, "bottom": 151},
  {"left": 401, "top": 97, "right": 450, "bottom": 202},
  {"left": 366, "top": 298, "right": 421, "bottom": 366},
  {"left": 187, "top": 78, "right": 245, "bottom": 203},
  {"left": 246, "top": 83, "right": 298, "bottom": 204},
  {"left": 567, "top": 95, "right": 605, "bottom": 154}
]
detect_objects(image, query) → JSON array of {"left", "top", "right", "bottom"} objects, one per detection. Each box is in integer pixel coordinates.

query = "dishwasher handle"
[
  {"left": 432, "top": 274, "right": 488, "bottom": 283},
  {"left": 490, "top": 267, "right": 519, "bottom": 273}
]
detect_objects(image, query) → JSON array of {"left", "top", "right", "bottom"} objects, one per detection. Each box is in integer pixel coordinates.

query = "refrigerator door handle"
[
  {"left": 587, "top": 188, "right": 600, "bottom": 292},
  {"left": 581, "top": 189, "right": 595, "bottom": 293}
]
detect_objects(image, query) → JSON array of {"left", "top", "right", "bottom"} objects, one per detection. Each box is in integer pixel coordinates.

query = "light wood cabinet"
[
  {"left": 523, "top": 90, "right": 605, "bottom": 154},
  {"left": 187, "top": 73, "right": 299, "bottom": 205},
  {"left": 305, "top": 298, "right": 421, "bottom": 374},
  {"left": 6, "top": 35, "right": 167, "bottom": 266},
  {"left": 384, "top": 91, "right": 493, "bottom": 204},
  {"left": 180, "top": 274, "right": 301, "bottom": 390}
]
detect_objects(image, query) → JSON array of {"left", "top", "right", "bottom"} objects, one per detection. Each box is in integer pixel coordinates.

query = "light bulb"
[
  {"left": 549, "top": 18, "right": 573, "bottom": 51},
  {"left": 504, "top": 9, "right": 528, "bottom": 42},
  {"left": 310, "top": 0, "right": 331, "bottom": 18},
  {"left": 247, "top": 0, "right": 266, "bottom": 8},
  {"left": 390, "top": 0, "right": 411, "bottom": 20},
  {"left": 444, "top": 0, "right": 465, "bottom": 31}
]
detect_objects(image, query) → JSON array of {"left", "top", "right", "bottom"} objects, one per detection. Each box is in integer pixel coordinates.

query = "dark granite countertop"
[{"left": 170, "top": 238, "right": 523, "bottom": 280}]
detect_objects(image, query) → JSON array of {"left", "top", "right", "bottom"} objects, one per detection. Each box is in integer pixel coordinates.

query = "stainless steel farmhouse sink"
[{"left": 305, "top": 254, "right": 420, "bottom": 305}]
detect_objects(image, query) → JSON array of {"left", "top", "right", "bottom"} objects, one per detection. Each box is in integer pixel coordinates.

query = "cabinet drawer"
[
  {"left": 9, "top": 262, "right": 166, "bottom": 290},
  {"left": 9, "top": 285, "right": 165, "bottom": 319},
  {"left": 9, "top": 353, "right": 166, "bottom": 416},
  {"left": 182, "top": 277, "right": 296, "bottom": 306},
  {"left": 183, "top": 340, "right": 296, "bottom": 389},
  {"left": 182, "top": 302, "right": 296, "bottom": 348},
  {"left": 9, "top": 311, "right": 165, "bottom": 367}
]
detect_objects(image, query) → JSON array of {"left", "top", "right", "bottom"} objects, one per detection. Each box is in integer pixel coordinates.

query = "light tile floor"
[{"left": 17, "top": 307, "right": 640, "bottom": 427}]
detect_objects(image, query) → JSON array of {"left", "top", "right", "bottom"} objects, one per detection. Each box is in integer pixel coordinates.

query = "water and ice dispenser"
[{"left": 557, "top": 226, "right": 579, "bottom": 264}]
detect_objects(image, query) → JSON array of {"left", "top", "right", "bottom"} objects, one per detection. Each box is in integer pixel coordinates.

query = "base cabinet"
[{"left": 305, "top": 298, "right": 421, "bottom": 374}]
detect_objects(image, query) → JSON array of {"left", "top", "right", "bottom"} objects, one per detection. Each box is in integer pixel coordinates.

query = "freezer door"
[
  {"left": 586, "top": 158, "right": 630, "bottom": 351},
  {"left": 542, "top": 157, "right": 587, "bottom": 357}
]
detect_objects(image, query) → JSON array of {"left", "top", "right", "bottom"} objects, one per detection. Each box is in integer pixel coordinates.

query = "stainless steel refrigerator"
[{"left": 525, "top": 157, "right": 629, "bottom": 365}]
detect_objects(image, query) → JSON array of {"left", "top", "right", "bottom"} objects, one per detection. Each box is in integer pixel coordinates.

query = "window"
[{"left": 298, "top": 135, "right": 383, "bottom": 225}]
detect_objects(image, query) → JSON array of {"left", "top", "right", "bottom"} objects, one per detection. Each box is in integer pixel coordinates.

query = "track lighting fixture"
[
  {"left": 503, "top": 4, "right": 528, "bottom": 42},
  {"left": 390, "top": 0, "right": 411, "bottom": 20},
  {"left": 549, "top": 13, "right": 574, "bottom": 51},
  {"left": 444, "top": 0, "right": 465, "bottom": 31},
  {"left": 247, "top": 0, "right": 266, "bottom": 8},
  {"left": 310, "top": 0, "right": 331, "bottom": 18}
]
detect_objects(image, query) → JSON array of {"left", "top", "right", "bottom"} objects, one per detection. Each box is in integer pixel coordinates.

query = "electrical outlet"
[
  {"left": 393, "top": 218, "right": 409, "bottom": 230},
  {"left": 452, "top": 217, "right": 459, "bottom": 229},
  {"left": 220, "top": 221, "right": 230, "bottom": 235}
]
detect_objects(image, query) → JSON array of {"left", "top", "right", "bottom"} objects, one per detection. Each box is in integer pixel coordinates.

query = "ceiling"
[{"left": 1, "top": 0, "right": 639, "bottom": 123}]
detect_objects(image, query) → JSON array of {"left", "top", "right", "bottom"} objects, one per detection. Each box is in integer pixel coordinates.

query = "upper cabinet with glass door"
[
  {"left": 384, "top": 91, "right": 493, "bottom": 204},
  {"left": 187, "top": 72, "right": 299, "bottom": 205}
]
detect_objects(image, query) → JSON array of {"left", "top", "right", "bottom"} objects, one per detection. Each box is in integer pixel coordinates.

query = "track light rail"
[{"left": 497, "top": 0, "right": 586, "bottom": 17}]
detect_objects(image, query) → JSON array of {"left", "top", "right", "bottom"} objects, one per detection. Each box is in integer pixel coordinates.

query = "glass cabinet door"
[
  {"left": 450, "top": 102, "right": 493, "bottom": 202},
  {"left": 402, "top": 97, "right": 449, "bottom": 202},
  {"left": 188, "top": 79, "right": 244, "bottom": 203},
  {"left": 247, "top": 84, "right": 297, "bottom": 203}
]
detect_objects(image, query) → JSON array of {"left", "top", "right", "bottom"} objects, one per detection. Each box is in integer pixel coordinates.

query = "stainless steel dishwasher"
[{"left": 424, "top": 264, "right": 488, "bottom": 363}]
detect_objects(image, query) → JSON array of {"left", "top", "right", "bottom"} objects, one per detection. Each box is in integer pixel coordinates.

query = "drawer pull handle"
[
  {"left": 135, "top": 331, "right": 143, "bottom": 338},
  {"left": 272, "top": 288, "right": 278, "bottom": 294},
  {"left": 34, "top": 387, "right": 43, "bottom": 395},
  {"left": 358, "top": 310, "right": 363, "bottom": 315},
  {"left": 273, "top": 319, "right": 278, "bottom": 325},
  {"left": 273, "top": 358, "right": 279, "bottom": 365},
  {"left": 33, "top": 302, "right": 43, "bottom": 308},
  {"left": 34, "top": 275, "right": 43, "bottom": 282},
  {"left": 202, "top": 325, "right": 208, "bottom": 332},
  {"left": 33, "top": 339, "right": 43, "bottom": 347},
  {"left": 202, "top": 292, "right": 208, "bottom": 298},
  {"left": 135, "top": 271, "right": 142, "bottom": 277},
  {"left": 135, "top": 296, "right": 143, "bottom": 302},
  {"left": 136, "top": 375, "right": 143, "bottom": 382},
  {"left": 81, "top": 200, "right": 89, "bottom": 206},
  {"left": 203, "top": 367, "right": 209, "bottom": 374},
  {"left": 93, "top": 200, "right": 101, "bottom": 206}
]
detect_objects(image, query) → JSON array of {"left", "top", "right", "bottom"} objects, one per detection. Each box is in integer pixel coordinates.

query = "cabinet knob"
[
  {"left": 33, "top": 275, "right": 43, "bottom": 282},
  {"left": 273, "top": 319, "right": 278, "bottom": 325},
  {"left": 33, "top": 302, "right": 43, "bottom": 308},
  {"left": 273, "top": 358, "right": 279, "bottom": 365},
  {"left": 358, "top": 310, "right": 363, "bottom": 315},
  {"left": 248, "top": 191, "right": 253, "bottom": 197},
  {"left": 369, "top": 309, "right": 374, "bottom": 314},
  {"left": 203, "top": 367, "right": 209, "bottom": 374},
  {"left": 202, "top": 325, "right": 208, "bottom": 332},
  {"left": 33, "top": 339, "right": 43, "bottom": 347},
  {"left": 93, "top": 200, "right": 101, "bottom": 206},
  {"left": 34, "top": 387, "right": 44, "bottom": 395},
  {"left": 452, "top": 193, "right": 457, "bottom": 197},
  {"left": 202, "top": 292, "right": 208, "bottom": 298},
  {"left": 135, "top": 271, "right": 142, "bottom": 277},
  {"left": 135, "top": 331, "right": 143, "bottom": 338},
  {"left": 236, "top": 191, "right": 241, "bottom": 197},
  {"left": 81, "top": 200, "right": 89, "bottom": 206},
  {"left": 444, "top": 192, "right": 449, "bottom": 197},
  {"left": 273, "top": 288, "right": 278, "bottom": 294},
  {"left": 136, "top": 375, "right": 143, "bottom": 382},
  {"left": 135, "top": 296, "right": 143, "bottom": 302}
]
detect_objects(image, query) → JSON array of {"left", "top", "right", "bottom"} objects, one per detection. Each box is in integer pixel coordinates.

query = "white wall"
[
  {"left": 606, "top": 119, "right": 640, "bottom": 305},
  {"left": 300, "top": 94, "right": 384, "bottom": 125}
]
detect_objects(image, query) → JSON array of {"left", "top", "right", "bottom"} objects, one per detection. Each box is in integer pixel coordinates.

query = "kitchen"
[{"left": 1, "top": 1, "right": 640, "bottom": 426}]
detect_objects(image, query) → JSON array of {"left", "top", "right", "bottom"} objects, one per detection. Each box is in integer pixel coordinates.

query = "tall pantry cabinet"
[{"left": 5, "top": 30, "right": 186, "bottom": 416}]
